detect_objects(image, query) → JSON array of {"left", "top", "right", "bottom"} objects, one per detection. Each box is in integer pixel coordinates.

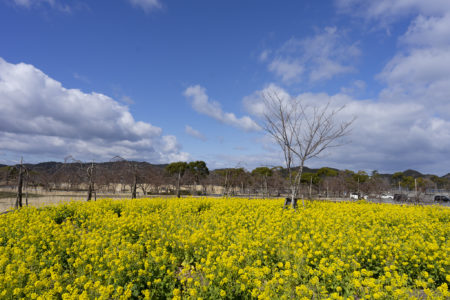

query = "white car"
[
  {"left": 350, "top": 193, "right": 359, "bottom": 200},
  {"left": 350, "top": 193, "right": 368, "bottom": 200},
  {"left": 381, "top": 194, "right": 394, "bottom": 200}
]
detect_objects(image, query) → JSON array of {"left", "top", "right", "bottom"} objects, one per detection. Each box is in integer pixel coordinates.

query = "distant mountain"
[
  {"left": 402, "top": 169, "right": 423, "bottom": 178},
  {"left": 10, "top": 161, "right": 167, "bottom": 176},
  {"left": 25, "top": 161, "right": 64, "bottom": 174},
  {"left": 293, "top": 166, "right": 319, "bottom": 173}
]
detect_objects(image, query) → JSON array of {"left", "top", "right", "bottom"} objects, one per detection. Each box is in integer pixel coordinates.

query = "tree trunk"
[
  {"left": 309, "top": 176, "right": 312, "bottom": 199},
  {"left": 264, "top": 177, "right": 268, "bottom": 198},
  {"left": 132, "top": 174, "right": 137, "bottom": 199},
  {"left": 25, "top": 173, "right": 28, "bottom": 206},
  {"left": 224, "top": 172, "right": 229, "bottom": 196},
  {"left": 176, "top": 171, "right": 181, "bottom": 198},
  {"left": 87, "top": 183, "right": 93, "bottom": 201},
  {"left": 15, "top": 165, "right": 23, "bottom": 209},
  {"left": 293, "top": 164, "right": 304, "bottom": 208},
  {"left": 140, "top": 186, "right": 147, "bottom": 196}
]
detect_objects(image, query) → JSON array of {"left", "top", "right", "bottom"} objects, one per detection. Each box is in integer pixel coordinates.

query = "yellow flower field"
[{"left": 0, "top": 198, "right": 448, "bottom": 299}]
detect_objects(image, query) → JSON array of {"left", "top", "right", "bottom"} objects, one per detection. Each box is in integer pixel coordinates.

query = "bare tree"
[
  {"left": 86, "top": 162, "right": 96, "bottom": 201},
  {"left": 15, "top": 158, "right": 28, "bottom": 209},
  {"left": 110, "top": 156, "right": 142, "bottom": 199},
  {"left": 252, "top": 167, "right": 273, "bottom": 198},
  {"left": 262, "top": 91, "right": 354, "bottom": 208},
  {"left": 63, "top": 156, "right": 97, "bottom": 201}
]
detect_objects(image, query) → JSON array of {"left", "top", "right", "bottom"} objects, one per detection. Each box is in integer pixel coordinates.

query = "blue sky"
[{"left": 1, "top": 0, "right": 450, "bottom": 175}]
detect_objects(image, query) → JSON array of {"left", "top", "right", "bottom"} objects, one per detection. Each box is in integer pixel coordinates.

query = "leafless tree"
[
  {"left": 15, "top": 158, "right": 28, "bottom": 209},
  {"left": 86, "top": 162, "right": 96, "bottom": 201},
  {"left": 110, "top": 156, "right": 141, "bottom": 199},
  {"left": 268, "top": 167, "right": 286, "bottom": 197},
  {"left": 262, "top": 90, "right": 354, "bottom": 208},
  {"left": 63, "top": 156, "right": 96, "bottom": 201}
]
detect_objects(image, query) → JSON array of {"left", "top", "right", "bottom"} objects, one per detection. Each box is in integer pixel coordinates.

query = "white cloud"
[
  {"left": 243, "top": 83, "right": 291, "bottom": 117},
  {"left": 183, "top": 85, "right": 261, "bottom": 132},
  {"left": 73, "top": 72, "right": 90, "bottom": 84},
  {"left": 128, "top": 0, "right": 161, "bottom": 12},
  {"left": 0, "top": 57, "right": 188, "bottom": 163},
  {"left": 10, "top": 0, "right": 73, "bottom": 12},
  {"left": 335, "top": 2, "right": 450, "bottom": 119},
  {"left": 265, "top": 27, "right": 360, "bottom": 83},
  {"left": 401, "top": 13, "right": 450, "bottom": 47},
  {"left": 268, "top": 59, "right": 304, "bottom": 83},
  {"left": 336, "top": 0, "right": 450, "bottom": 21},
  {"left": 185, "top": 125, "right": 207, "bottom": 141},
  {"left": 340, "top": 79, "right": 366, "bottom": 95},
  {"left": 379, "top": 48, "right": 450, "bottom": 100},
  {"left": 259, "top": 50, "right": 271, "bottom": 62},
  {"left": 10, "top": 0, "right": 161, "bottom": 13},
  {"left": 244, "top": 84, "right": 450, "bottom": 174},
  {"left": 120, "top": 95, "right": 135, "bottom": 105},
  {"left": 13, "top": 0, "right": 34, "bottom": 8},
  {"left": 313, "top": 1, "right": 450, "bottom": 174},
  {"left": 376, "top": 12, "right": 450, "bottom": 118}
]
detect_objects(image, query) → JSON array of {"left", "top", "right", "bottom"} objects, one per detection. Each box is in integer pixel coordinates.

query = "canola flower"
[{"left": 0, "top": 197, "right": 448, "bottom": 299}]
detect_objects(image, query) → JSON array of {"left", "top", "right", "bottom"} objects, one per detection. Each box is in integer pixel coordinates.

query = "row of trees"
[
  {"left": 391, "top": 172, "right": 448, "bottom": 193},
  {"left": 2, "top": 158, "right": 449, "bottom": 207}
]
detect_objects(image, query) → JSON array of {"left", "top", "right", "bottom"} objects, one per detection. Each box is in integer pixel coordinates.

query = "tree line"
[{"left": 2, "top": 159, "right": 449, "bottom": 207}]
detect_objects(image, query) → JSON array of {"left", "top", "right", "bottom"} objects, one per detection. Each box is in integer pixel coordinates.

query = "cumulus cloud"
[
  {"left": 378, "top": 48, "right": 450, "bottom": 110},
  {"left": 376, "top": 11, "right": 450, "bottom": 118},
  {"left": 401, "top": 13, "right": 450, "bottom": 47},
  {"left": 0, "top": 58, "right": 188, "bottom": 163},
  {"left": 334, "top": 1, "right": 450, "bottom": 120},
  {"left": 128, "top": 0, "right": 161, "bottom": 12},
  {"left": 185, "top": 125, "right": 207, "bottom": 141},
  {"left": 263, "top": 27, "right": 360, "bottom": 83},
  {"left": 243, "top": 84, "right": 450, "bottom": 175},
  {"left": 183, "top": 85, "right": 261, "bottom": 132},
  {"left": 243, "top": 83, "right": 291, "bottom": 117}
]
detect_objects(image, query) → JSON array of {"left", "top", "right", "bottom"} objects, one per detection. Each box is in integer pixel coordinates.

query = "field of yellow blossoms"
[{"left": 0, "top": 197, "right": 448, "bottom": 299}]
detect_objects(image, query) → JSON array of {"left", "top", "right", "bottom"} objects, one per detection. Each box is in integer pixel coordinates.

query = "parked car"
[
  {"left": 434, "top": 195, "right": 450, "bottom": 202},
  {"left": 350, "top": 193, "right": 359, "bottom": 200},
  {"left": 381, "top": 194, "right": 394, "bottom": 200},
  {"left": 350, "top": 193, "right": 367, "bottom": 200},
  {"left": 393, "top": 194, "right": 408, "bottom": 202}
]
